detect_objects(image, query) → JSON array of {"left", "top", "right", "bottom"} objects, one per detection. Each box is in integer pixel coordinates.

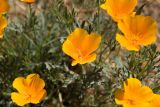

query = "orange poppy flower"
[
  {"left": 0, "top": 0, "right": 10, "bottom": 14},
  {"left": 115, "top": 78, "right": 154, "bottom": 107},
  {"left": 100, "top": 0, "right": 137, "bottom": 22},
  {"left": 20, "top": 0, "right": 35, "bottom": 3},
  {"left": 11, "top": 74, "right": 47, "bottom": 106},
  {"left": 116, "top": 15, "right": 157, "bottom": 51},
  {"left": 0, "top": 15, "right": 7, "bottom": 38},
  {"left": 62, "top": 28, "right": 101, "bottom": 66}
]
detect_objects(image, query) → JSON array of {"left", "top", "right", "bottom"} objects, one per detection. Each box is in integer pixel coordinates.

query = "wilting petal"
[
  {"left": 12, "top": 77, "right": 28, "bottom": 94},
  {"left": 116, "top": 34, "right": 140, "bottom": 51},
  {"left": 26, "top": 74, "right": 45, "bottom": 93},
  {"left": 0, "top": 0, "right": 10, "bottom": 13},
  {"left": 11, "top": 92, "right": 30, "bottom": 106},
  {"left": 31, "top": 89, "right": 47, "bottom": 104}
]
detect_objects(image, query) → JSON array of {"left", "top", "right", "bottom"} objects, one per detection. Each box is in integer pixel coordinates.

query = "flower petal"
[
  {"left": 150, "top": 94, "right": 160, "bottom": 107},
  {"left": 62, "top": 28, "right": 88, "bottom": 60},
  {"left": 101, "top": 0, "right": 137, "bottom": 21},
  {"left": 31, "top": 89, "right": 47, "bottom": 104},
  {"left": 0, "top": 0, "right": 10, "bottom": 13},
  {"left": 12, "top": 77, "right": 28, "bottom": 94},
  {"left": 141, "top": 20, "right": 157, "bottom": 46},
  {"left": 138, "top": 86, "right": 154, "bottom": 102},
  {"left": 116, "top": 33, "right": 140, "bottom": 51},
  {"left": 67, "top": 28, "right": 88, "bottom": 51},
  {"left": 71, "top": 53, "right": 96, "bottom": 66},
  {"left": 80, "top": 53, "right": 96, "bottom": 64},
  {"left": 62, "top": 39, "right": 80, "bottom": 60},
  {"left": 124, "top": 78, "right": 141, "bottom": 92},
  {"left": 11, "top": 92, "right": 29, "bottom": 106},
  {"left": 26, "top": 74, "right": 45, "bottom": 93},
  {"left": 80, "top": 32, "right": 101, "bottom": 56}
]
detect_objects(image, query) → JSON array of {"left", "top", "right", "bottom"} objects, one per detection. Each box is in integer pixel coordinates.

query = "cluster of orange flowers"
[
  {"left": 0, "top": 0, "right": 159, "bottom": 106},
  {"left": 101, "top": 0, "right": 157, "bottom": 51},
  {"left": 100, "top": 0, "right": 159, "bottom": 107}
]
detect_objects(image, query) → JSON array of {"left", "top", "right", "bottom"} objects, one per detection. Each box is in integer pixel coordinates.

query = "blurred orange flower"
[
  {"left": 11, "top": 74, "right": 47, "bottom": 106},
  {"left": 62, "top": 28, "right": 101, "bottom": 66},
  {"left": 100, "top": 0, "right": 137, "bottom": 22},
  {"left": 0, "top": 15, "right": 7, "bottom": 38},
  {"left": 150, "top": 94, "right": 160, "bottom": 107},
  {"left": 20, "top": 0, "right": 35, "bottom": 3},
  {"left": 115, "top": 78, "right": 154, "bottom": 107},
  {"left": 0, "top": 0, "right": 10, "bottom": 14},
  {"left": 116, "top": 15, "right": 157, "bottom": 51}
]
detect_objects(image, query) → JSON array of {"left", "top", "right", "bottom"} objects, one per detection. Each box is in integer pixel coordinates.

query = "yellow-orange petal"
[
  {"left": 20, "top": 0, "right": 35, "bottom": 3},
  {"left": 118, "top": 16, "right": 157, "bottom": 37},
  {"left": 116, "top": 34, "right": 140, "bottom": 51},
  {"left": 71, "top": 60, "right": 78, "bottom": 66},
  {"left": 124, "top": 78, "right": 154, "bottom": 103},
  {"left": 150, "top": 94, "right": 160, "bottom": 107},
  {"left": 79, "top": 53, "right": 96, "bottom": 64},
  {"left": 0, "top": 0, "right": 10, "bottom": 14},
  {"left": 141, "top": 21, "right": 157, "bottom": 46},
  {"left": 139, "top": 86, "right": 154, "bottom": 101},
  {"left": 71, "top": 53, "right": 96, "bottom": 66},
  {"left": 81, "top": 32, "right": 101, "bottom": 56},
  {"left": 124, "top": 78, "right": 142, "bottom": 91},
  {"left": 100, "top": 0, "right": 138, "bottom": 22},
  {"left": 62, "top": 39, "right": 80, "bottom": 60},
  {"left": 26, "top": 74, "right": 45, "bottom": 93},
  {"left": 12, "top": 77, "right": 28, "bottom": 94},
  {"left": 30, "top": 89, "right": 47, "bottom": 104},
  {"left": 0, "top": 15, "right": 7, "bottom": 38},
  {"left": 11, "top": 92, "right": 30, "bottom": 106},
  {"left": 67, "top": 28, "right": 88, "bottom": 53}
]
